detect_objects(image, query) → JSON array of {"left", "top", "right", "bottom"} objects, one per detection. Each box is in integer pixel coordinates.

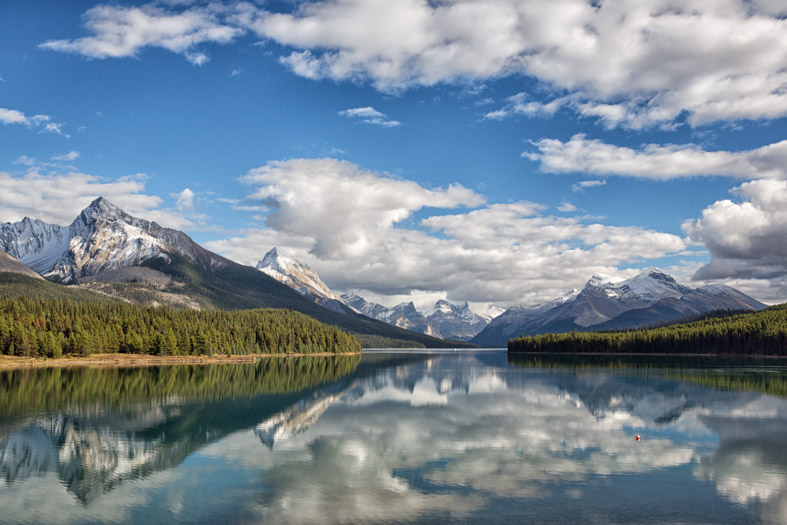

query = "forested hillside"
[
  {"left": 0, "top": 266, "right": 473, "bottom": 349},
  {"left": 0, "top": 295, "right": 361, "bottom": 358},
  {"left": 508, "top": 304, "right": 787, "bottom": 355}
]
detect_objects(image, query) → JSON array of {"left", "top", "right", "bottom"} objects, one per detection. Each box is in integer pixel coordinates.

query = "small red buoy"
[{"left": 636, "top": 435, "right": 641, "bottom": 441}]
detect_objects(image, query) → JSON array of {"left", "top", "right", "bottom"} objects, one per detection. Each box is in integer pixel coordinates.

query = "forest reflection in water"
[{"left": 2, "top": 351, "right": 787, "bottom": 524}]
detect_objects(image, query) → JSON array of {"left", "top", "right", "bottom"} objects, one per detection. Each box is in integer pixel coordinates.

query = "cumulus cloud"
[
  {"left": 240, "top": 158, "right": 484, "bottom": 258},
  {"left": 0, "top": 168, "right": 193, "bottom": 230},
  {"left": 557, "top": 202, "right": 577, "bottom": 213},
  {"left": 338, "top": 106, "right": 401, "bottom": 127},
  {"left": 249, "top": 0, "right": 787, "bottom": 126},
  {"left": 44, "top": 1, "right": 787, "bottom": 127},
  {"left": 682, "top": 179, "right": 787, "bottom": 299},
  {"left": 173, "top": 187, "right": 195, "bottom": 210},
  {"left": 205, "top": 158, "right": 685, "bottom": 307},
  {"left": 528, "top": 135, "right": 787, "bottom": 180},
  {"left": 39, "top": 4, "right": 241, "bottom": 65}
]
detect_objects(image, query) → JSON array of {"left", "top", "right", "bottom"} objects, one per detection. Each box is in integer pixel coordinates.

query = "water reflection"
[
  {"left": 2, "top": 352, "right": 787, "bottom": 524},
  {"left": 0, "top": 356, "right": 361, "bottom": 506}
]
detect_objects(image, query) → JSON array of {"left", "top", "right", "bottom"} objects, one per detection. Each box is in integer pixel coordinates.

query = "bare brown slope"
[{"left": 0, "top": 250, "right": 43, "bottom": 280}]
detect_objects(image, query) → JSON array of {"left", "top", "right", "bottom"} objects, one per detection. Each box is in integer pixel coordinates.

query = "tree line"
[
  {"left": 0, "top": 295, "right": 361, "bottom": 358},
  {"left": 508, "top": 304, "right": 787, "bottom": 355}
]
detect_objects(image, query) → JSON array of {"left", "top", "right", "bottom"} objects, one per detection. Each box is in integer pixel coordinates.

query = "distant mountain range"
[
  {"left": 471, "top": 269, "right": 767, "bottom": 347},
  {"left": 341, "top": 293, "right": 491, "bottom": 341},
  {"left": 256, "top": 247, "right": 492, "bottom": 341},
  {"left": 0, "top": 198, "right": 470, "bottom": 349},
  {"left": 0, "top": 198, "right": 768, "bottom": 348}
]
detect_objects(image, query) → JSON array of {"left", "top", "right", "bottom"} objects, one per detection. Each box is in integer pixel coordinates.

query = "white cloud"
[
  {"left": 45, "top": 1, "right": 787, "bottom": 127},
  {"left": 571, "top": 179, "right": 606, "bottom": 192},
  {"left": 0, "top": 108, "right": 36, "bottom": 125},
  {"left": 682, "top": 179, "right": 787, "bottom": 300},
  {"left": 557, "top": 202, "right": 577, "bottom": 213},
  {"left": 173, "top": 187, "right": 195, "bottom": 210},
  {"left": 39, "top": 4, "right": 241, "bottom": 65},
  {"left": 247, "top": 0, "right": 787, "bottom": 127},
  {"left": 485, "top": 93, "right": 571, "bottom": 120},
  {"left": 0, "top": 107, "right": 65, "bottom": 135},
  {"left": 240, "top": 158, "right": 483, "bottom": 258},
  {"left": 51, "top": 151, "right": 80, "bottom": 162},
  {"left": 205, "top": 158, "right": 685, "bottom": 307},
  {"left": 529, "top": 135, "right": 787, "bottom": 180},
  {"left": 41, "top": 122, "right": 69, "bottom": 138},
  {"left": 0, "top": 168, "right": 192, "bottom": 230},
  {"left": 339, "top": 106, "right": 401, "bottom": 127}
]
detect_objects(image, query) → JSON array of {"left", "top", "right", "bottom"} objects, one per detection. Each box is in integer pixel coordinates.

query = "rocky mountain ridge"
[
  {"left": 256, "top": 247, "right": 349, "bottom": 313},
  {"left": 0, "top": 198, "right": 468, "bottom": 348},
  {"left": 0, "top": 197, "right": 226, "bottom": 283},
  {"left": 341, "top": 293, "right": 491, "bottom": 341},
  {"left": 471, "top": 268, "right": 767, "bottom": 347},
  {"left": 254, "top": 247, "right": 493, "bottom": 340}
]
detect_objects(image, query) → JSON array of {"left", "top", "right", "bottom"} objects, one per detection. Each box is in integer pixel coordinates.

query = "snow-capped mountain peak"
[
  {"left": 471, "top": 268, "right": 766, "bottom": 347},
  {"left": 585, "top": 273, "right": 625, "bottom": 288},
  {"left": 424, "top": 299, "right": 492, "bottom": 340},
  {"left": 583, "top": 268, "right": 689, "bottom": 303},
  {"left": 258, "top": 247, "right": 301, "bottom": 273},
  {"left": 256, "top": 247, "right": 342, "bottom": 303},
  {"left": 0, "top": 197, "right": 224, "bottom": 282},
  {"left": 613, "top": 268, "right": 690, "bottom": 302}
]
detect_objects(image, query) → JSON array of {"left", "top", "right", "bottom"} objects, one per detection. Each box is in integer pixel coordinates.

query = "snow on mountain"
[
  {"left": 471, "top": 268, "right": 767, "bottom": 347},
  {"left": 256, "top": 247, "right": 343, "bottom": 303},
  {"left": 255, "top": 247, "right": 351, "bottom": 314},
  {"left": 382, "top": 302, "right": 442, "bottom": 337},
  {"left": 0, "top": 197, "right": 226, "bottom": 283},
  {"left": 341, "top": 294, "right": 492, "bottom": 341},
  {"left": 424, "top": 300, "right": 491, "bottom": 341},
  {"left": 0, "top": 217, "right": 70, "bottom": 275},
  {"left": 341, "top": 293, "right": 390, "bottom": 319},
  {"left": 342, "top": 294, "right": 439, "bottom": 336}
]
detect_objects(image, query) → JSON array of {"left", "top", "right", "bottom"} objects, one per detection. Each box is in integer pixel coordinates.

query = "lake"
[{"left": 2, "top": 350, "right": 787, "bottom": 524}]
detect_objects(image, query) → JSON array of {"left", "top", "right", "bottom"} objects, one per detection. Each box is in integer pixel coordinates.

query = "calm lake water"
[{"left": 2, "top": 350, "right": 787, "bottom": 524}]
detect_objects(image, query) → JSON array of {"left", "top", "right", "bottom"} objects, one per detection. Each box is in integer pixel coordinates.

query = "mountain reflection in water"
[{"left": 2, "top": 351, "right": 787, "bottom": 524}]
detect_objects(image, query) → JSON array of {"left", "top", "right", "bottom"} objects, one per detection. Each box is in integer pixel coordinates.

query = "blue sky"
[{"left": 1, "top": 0, "right": 786, "bottom": 312}]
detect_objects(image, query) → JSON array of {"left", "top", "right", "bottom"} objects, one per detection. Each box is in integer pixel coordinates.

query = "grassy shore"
[{"left": 0, "top": 351, "right": 361, "bottom": 369}]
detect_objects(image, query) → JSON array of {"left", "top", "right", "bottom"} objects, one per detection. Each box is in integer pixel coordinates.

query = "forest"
[
  {"left": 0, "top": 295, "right": 361, "bottom": 358},
  {"left": 508, "top": 303, "right": 787, "bottom": 355}
]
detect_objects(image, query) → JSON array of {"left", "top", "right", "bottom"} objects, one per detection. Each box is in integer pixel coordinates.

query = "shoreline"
[
  {"left": 507, "top": 351, "right": 787, "bottom": 358},
  {"left": 0, "top": 352, "right": 361, "bottom": 369}
]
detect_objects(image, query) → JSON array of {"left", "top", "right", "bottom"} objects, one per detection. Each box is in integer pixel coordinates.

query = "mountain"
[
  {"left": 0, "top": 198, "right": 469, "bottom": 348},
  {"left": 342, "top": 293, "right": 491, "bottom": 340},
  {"left": 342, "top": 292, "right": 390, "bottom": 320},
  {"left": 0, "top": 250, "right": 43, "bottom": 280},
  {"left": 472, "top": 268, "right": 767, "bottom": 347},
  {"left": 255, "top": 250, "right": 489, "bottom": 340},
  {"left": 424, "top": 300, "right": 491, "bottom": 341},
  {"left": 256, "top": 247, "right": 349, "bottom": 313},
  {"left": 341, "top": 293, "right": 441, "bottom": 336},
  {"left": 384, "top": 302, "right": 442, "bottom": 337},
  {"left": 0, "top": 197, "right": 225, "bottom": 283}
]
